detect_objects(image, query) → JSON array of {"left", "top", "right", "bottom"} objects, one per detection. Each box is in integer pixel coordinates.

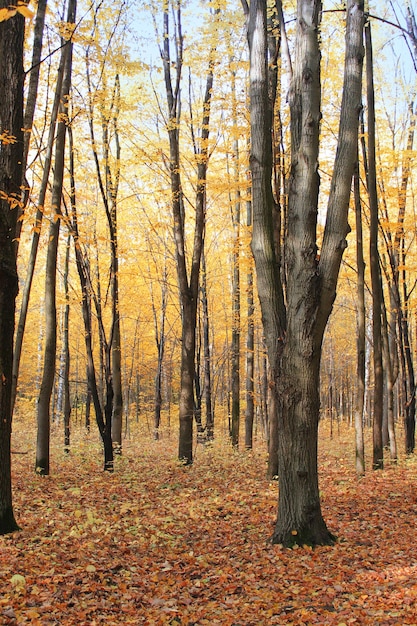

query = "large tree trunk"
[
  {"left": 245, "top": 0, "right": 364, "bottom": 546},
  {"left": 0, "top": 3, "right": 25, "bottom": 534}
]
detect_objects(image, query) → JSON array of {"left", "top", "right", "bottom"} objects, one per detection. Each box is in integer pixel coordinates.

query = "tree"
[
  {"left": 227, "top": 61, "right": 242, "bottom": 448},
  {"left": 36, "top": 0, "right": 76, "bottom": 475},
  {"left": 85, "top": 67, "right": 123, "bottom": 454},
  {"left": 0, "top": 2, "right": 25, "bottom": 533},
  {"left": 353, "top": 155, "right": 366, "bottom": 475},
  {"left": 14, "top": 0, "right": 48, "bottom": 258},
  {"left": 244, "top": 0, "right": 365, "bottom": 546},
  {"left": 363, "top": 20, "right": 384, "bottom": 471},
  {"left": 160, "top": 0, "right": 218, "bottom": 463}
]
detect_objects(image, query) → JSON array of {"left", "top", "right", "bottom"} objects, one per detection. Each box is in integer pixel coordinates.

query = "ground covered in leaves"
[{"left": 2, "top": 417, "right": 417, "bottom": 625}]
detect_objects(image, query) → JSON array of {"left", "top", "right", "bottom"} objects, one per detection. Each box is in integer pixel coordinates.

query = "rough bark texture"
[
  {"left": 247, "top": 0, "right": 364, "bottom": 546},
  {"left": 0, "top": 6, "right": 25, "bottom": 534},
  {"left": 247, "top": 0, "right": 286, "bottom": 479}
]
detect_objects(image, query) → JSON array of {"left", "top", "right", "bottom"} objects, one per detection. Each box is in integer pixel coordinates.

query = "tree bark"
[
  {"left": 160, "top": 3, "right": 218, "bottom": 463},
  {"left": 14, "top": 0, "right": 48, "bottom": 256},
  {"left": 246, "top": 0, "right": 364, "bottom": 546},
  {"left": 68, "top": 122, "right": 113, "bottom": 472},
  {"left": 11, "top": 20, "right": 67, "bottom": 414},
  {"left": 36, "top": 0, "right": 75, "bottom": 475},
  {"left": 364, "top": 21, "right": 384, "bottom": 470},
  {"left": 245, "top": 194, "right": 255, "bottom": 450},
  {"left": 0, "top": 4, "right": 25, "bottom": 534},
  {"left": 353, "top": 157, "right": 366, "bottom": 475},
  {"left": 201, "top": 249, "right": 214, "bottom": 440},
  {"left": 229, "top": 64, "right": 241, "bottom": 448}
]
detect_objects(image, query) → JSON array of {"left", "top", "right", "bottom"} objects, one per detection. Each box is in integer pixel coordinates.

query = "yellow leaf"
[
  {"left": 0, "top": 7, "right": 16, "bottom": 21},
  {"left": 17, "top": 4, "right": 35, "bottom": 18}
]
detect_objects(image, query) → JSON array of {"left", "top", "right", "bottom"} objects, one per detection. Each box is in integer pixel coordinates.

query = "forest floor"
[{"left": 1, "top": 414, "right": 417, "bottom": 625}]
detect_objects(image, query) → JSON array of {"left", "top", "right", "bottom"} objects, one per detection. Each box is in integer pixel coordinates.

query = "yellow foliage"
[{"left": 0, "top": 1, "right": 33, "bottom": 21}]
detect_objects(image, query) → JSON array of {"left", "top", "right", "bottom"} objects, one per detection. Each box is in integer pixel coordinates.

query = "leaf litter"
[{"left": 1, "top": 419, "right": 417, "bottom": 625}]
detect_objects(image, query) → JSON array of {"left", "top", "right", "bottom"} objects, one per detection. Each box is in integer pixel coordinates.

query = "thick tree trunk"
[
  {"left": 229, "top": 67, "right": 241, "bottom": 448},
  {"left": 0, "top": 5, "right": 25, "bottom": 534},
  {"left": 178, "top": 297, "right": 198, "bottom": 462},
  {"left": 246, "top": 0, "right": 286, "bottom": 479},
  {"left": 275, "top": 347, "right": 334, "bottom": 546},
  {"left": 246, "top": 0, "right": 364, "bottom": 546}
]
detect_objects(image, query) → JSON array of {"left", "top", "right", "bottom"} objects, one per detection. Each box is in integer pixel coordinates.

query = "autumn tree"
[
  {"left": 244, "top": 0, "right": 365, "bottom": 546},
  {"left": 0, "top": 1, "right": 25, "bottom": 533},
  {"left": 159, "top": 0, "right": 219, "bottom": 463},
  {"left": 36, "top": 0, "right": 76, "bottom": 475}
]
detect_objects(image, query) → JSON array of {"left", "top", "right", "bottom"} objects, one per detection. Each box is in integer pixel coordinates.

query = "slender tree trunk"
[
  {"left": 0, "top": 3, "right": 25, "bottom": 534},
  {"left": 229, "top": 66, "right": 241, "bottom": 448},
  {"left": 354, "top": 157, "right": 365, "bottom": 475},
  {"left": 201, "top": 249, "right": 214, "bottom": 440},
  {"left": 68, "top": 121, "right": 113, "bottom": 471},
  {"left": 401, "top": 262, "right": 416, "bottom": 453},
  {"left": 150, "top": 255, "right": 167, "bottom": 440},
  {"left": 381, "top": 294, "right": 397, "bottom": 461},
  {"left": 12, "top": 28, "right": 68, "bottom": 413},
  {"left": 364, "top": 22, "right": 383, "bottom": 470},
  {"left": 160, "top": 3, "right": 218, "bottom": 463},
  {"left": 62, "top": 236, "right": 71, "bottom": 452},
  {"left": 14, "top": 0, "right": 48, "bottom": 255},
  {"left": 36, "top": 2, "right": 75, "bottom": 474},
  {"left": 245, "top": 196, "right": 255, "bottom": 449}
]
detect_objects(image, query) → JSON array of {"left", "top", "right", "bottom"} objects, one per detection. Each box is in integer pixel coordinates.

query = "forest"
[{"left": 1, "top": 0, "right": 417, "bottom": 623}]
